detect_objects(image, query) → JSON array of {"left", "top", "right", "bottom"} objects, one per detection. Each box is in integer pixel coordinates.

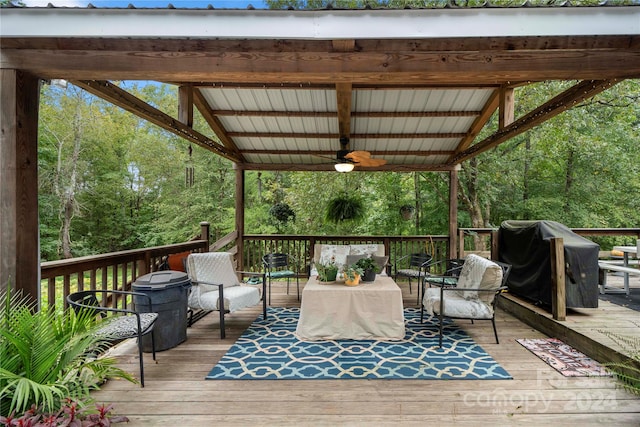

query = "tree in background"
[
  {"left": 37, "top": 79, "right": 640, "bottom": 259},
  {"left": 39, "top": 85, "right": 98, "bottom": 259}
]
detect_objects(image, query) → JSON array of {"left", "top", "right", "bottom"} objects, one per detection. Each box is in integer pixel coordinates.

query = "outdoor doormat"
[
  {"left": 517, "top": 338, "right": 610, "bottom": 377},
  {"left": 206, "top": 307, "right": 511, "bottom": 380}
]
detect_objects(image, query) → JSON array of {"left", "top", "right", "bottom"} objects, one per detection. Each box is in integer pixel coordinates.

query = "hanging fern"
[
  {"left": 325, "top": 193, "right": 365, "bottom": 224},
  {"left": 269, "top": 202, "right": 296, "bottom": 224}
]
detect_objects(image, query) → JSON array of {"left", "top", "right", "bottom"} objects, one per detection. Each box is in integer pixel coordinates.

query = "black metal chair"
[
  {"left": 262, "top": 253, "right": 300, "bottom": 304},
  {"left": 66, "top": 289, "right": 158, "bottom": 387},
  {"left": 394, "top": 252, "right": 433, "bottom": 304},
  {"left": 424, "top": 258, "right": 466, "bottom": 288},
  {"left": 420, "top": 254, "right": 512, "bottom": 347}
]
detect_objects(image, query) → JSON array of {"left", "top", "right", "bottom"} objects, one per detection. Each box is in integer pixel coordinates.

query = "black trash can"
[{"left": 132, "top": 270, "right": 191, "bottom": 352}]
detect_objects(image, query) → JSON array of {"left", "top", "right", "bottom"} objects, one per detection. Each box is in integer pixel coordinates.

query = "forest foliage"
[{"left": 36, "top": 80, "right": 640, "bottom": 261}]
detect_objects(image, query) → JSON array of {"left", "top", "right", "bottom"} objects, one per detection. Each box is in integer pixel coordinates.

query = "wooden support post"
[
  {"left": 200, "top": 221, "right": 210, "bottom": 251},
  {"left": 235, "top": 165, "right": 245, "bottom": 271},
  {"left": 137, "top": 258, "right": 149, "bottom": 276},
  {"left": 178, "top": 86, "right": 194, "bottom": 127},
  {"left": 499, "top": 86, "right": 515, "bottom": 129},
  {"left": 0, "top": 70, "right": 40, "bottom": 302},
  {"left": 491, "top": 230, "right": 499, "bottom": 261},
  {"left": 550, "top": 237, "right": 566, "bottom": 321},
  {"left": 448, "top": 166, "right": 460, "bottom": 259}
]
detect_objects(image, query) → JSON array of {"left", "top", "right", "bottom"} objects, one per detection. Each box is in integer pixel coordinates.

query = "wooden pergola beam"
[
  {"left": 192, "top": 88, "right": 246, "bottom": 162},
  {"left": 178, "top": 85, "right": 193, "bottom": 127},
  {"left": 449, "top": 90, "right": 500, "bottom": 161},
  {"left": 447, "top": 79, "right": 621, "bottom": 165},
  {"left": 238, "top": 163, "right": 458, "bottom": 172},
  {"left": 6, "top": 48, "right": 639, "bottom": 83},
  {"left": 207, "top": 110, "right": 481, "bottom": 118},
  {"left": 499, "top": 86, "right": 515, "bottom": 129},
  {"left": 71, "top": 80, "right": 241, "bottom": 163},
  {"left": 227, "top": 132, "right": 468, "bottom": 139},
  {"left": 241, "top": 149, "right": 454, "bottom": 157},
  {"left": 335, "top": 82, "right": 352, "bottom": 140}
]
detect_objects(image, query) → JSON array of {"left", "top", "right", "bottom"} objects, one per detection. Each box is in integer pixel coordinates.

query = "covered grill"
[{"left": 498, "top": 220, "right": 600, "bottom": 308}]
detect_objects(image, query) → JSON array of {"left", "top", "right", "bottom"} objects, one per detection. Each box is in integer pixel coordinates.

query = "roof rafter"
[
  {"left": 227, "top": 132, "right": 468, "bottom": 139},
  {"left": 242, "top": 149, "right": 454, "bottom": 156},
  {"left": 238, "top": 163, "right": 457, "bottom": 172},
  {"left": 192, "top": 88, "right": 246, "bottom": 162},
  {"left": 447, "top": 79, "right": 621, "bottom": 165},
  {"left": 71, "top": 80, "right": 240, "bottom": 162}
]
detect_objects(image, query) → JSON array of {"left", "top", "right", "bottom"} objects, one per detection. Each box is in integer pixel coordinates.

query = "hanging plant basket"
[
  {"left": 269, "top": 202, "right": 296, "bottom": 224},
  {"left": 325, "top": 193, "right": 366, "bottom": 224},
  {"left": 400, "top": 204, "right": 415, "bottom": 221}
]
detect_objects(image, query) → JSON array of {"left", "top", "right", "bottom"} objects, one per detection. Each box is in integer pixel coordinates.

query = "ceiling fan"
[{"left": 332, "top": 137, "right": 387, "bottom": 172}]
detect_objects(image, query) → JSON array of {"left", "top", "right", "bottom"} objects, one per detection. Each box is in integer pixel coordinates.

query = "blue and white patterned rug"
[{"left": 206, "top": 307, "right": 511, "bottom": 380}]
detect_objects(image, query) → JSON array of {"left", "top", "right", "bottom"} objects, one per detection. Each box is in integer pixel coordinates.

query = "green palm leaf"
[{"left": 0, "top": 290, "right": 136, "bottom": 416}]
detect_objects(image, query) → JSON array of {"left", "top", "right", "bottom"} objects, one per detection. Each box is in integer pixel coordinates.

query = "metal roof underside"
[
  {"left": 199, "top": 86, "right": 492, "bottom": 168},
  {"left": 1, "top": 6, "right": 640, "bottom": 172}
]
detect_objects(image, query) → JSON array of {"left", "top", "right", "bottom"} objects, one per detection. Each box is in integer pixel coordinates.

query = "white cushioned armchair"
[
  {"left": 421, "top": 254, "right": 511, "bottom": 347},
  {"left": 186, "top": 252, "right": 266, "bottom": 339}
]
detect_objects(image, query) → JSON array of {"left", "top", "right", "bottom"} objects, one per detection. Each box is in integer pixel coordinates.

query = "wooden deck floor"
[{"left": 93, "top": 275, "right": 640, "bottom": 426}]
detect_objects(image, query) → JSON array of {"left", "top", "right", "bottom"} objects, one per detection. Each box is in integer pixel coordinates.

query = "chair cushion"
[
  {"left": 97, "top": 313, "right": 158, "bottom": 340},
  {"left": 422, "top": 288, "right": 494, "bottom": 319},
  {"left": 189, "top": 284, "right": 260, "bottom": 313},
  {"left": 456, "top": 254, "right": 503, "bottom": 303},
  {"left": 187, "top": 252, "right": 240, "bottom": 289},
  {"left": 397, "top": 268, "right": 424, "bottom": 278},
  {"left": 425, "top": 276, "right": 458, "bottom": 287},
  {"left": 267, "top": 270, "right": 295, "bottom": 279}
]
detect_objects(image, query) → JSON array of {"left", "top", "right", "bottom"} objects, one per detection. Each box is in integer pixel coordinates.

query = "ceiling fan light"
[{"left": 334, "top": 162, "right": 354, "bottom": 173}]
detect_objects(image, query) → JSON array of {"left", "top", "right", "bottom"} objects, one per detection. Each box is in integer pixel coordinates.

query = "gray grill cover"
[{"left": 498, "top": 220, "right": 599, "bottom": 308}]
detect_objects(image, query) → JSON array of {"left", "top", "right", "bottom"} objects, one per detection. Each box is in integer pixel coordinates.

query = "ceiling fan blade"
[
  {"left": 345, "top": 151, "right": 387, "bottom": 167},
  {"left": 356, "top": 158, "right": 387, "bottom": 167}
]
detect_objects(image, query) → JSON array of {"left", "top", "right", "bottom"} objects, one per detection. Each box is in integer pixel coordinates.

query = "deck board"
[{"left": 92, "top": 275, "right": 640, "bottom": 426}]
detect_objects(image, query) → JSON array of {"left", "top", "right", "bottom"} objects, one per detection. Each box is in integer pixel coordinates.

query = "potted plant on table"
[
  {"left": 316, "top": 258, "right": 339, "bottom": 282},
  {"left": 355, "top": 257, "right": 378, "bottom": 282},
  {"left": 342, "top": 264, "right": 364, "bottom": 286}
]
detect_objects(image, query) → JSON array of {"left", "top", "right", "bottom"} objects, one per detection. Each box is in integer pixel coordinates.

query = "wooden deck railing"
[
  {"left": 242, "top": 234, "right": 450, "bottom": 275},
  {"left": 40, "top": 240, "right": 208, "bottom": 310},
  {"left": 40, "top": 225, "right": 640, "bottom": 312}
]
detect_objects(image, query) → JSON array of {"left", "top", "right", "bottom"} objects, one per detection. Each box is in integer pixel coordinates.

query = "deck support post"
[
  {"left": 491, "top": 230, "right": 499, "bottom": 261},
  {"left": 235, "top": 166, "right": 245, "bottom": 271},
  {"left": 200, "top": 222, "right": 210, "bottom": 251},
  {"left": 0, "top": 70, "right": 40, "bottom": 302},
  {"left": 448, "top": 165, "right": 460, "bottom": 259},
  {"left": 550, "top": 237, "right": 566, "bottom": 321}
]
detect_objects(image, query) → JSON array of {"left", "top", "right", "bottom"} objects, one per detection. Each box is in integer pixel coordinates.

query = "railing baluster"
[
  {"left": 90, "top": 269, "right": 97, "bottom": 291},
  {"left": 112, "top": 264, "right": 118, "bottom": 309},
  {"left": 63, "top": 275, "right": 71, "bottom": 310},
  {"left": 101, "top": 267, "right": 108, "bottom": 292},
  {"left": 47, "top": 278, "right": 56, "bottom": 310},
  {"left": 39, "top": 230, "right": 638, "bottom": 314}
]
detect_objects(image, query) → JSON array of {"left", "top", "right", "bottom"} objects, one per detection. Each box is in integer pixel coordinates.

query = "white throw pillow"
[
  {"left": 319, "top": 245, "right": 350, "bottom": 272},
  {"left": 349, "top": 244, "right": 384, "bottom": 257}
]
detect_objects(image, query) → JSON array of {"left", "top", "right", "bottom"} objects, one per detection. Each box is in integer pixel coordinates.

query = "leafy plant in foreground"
[
  {"left": 599, "top": 328, "right": 640, "bottom": 396},
  {"left": 0, "top": 290, "right": 136, "bottom": 416},
  {"left": 0, "top": 399, "right": 129, "bottom": 426}
]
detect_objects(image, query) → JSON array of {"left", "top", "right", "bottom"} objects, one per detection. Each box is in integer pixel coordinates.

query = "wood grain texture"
[{"left": 91, "top": 278, "right": 640, "bottom": 426}]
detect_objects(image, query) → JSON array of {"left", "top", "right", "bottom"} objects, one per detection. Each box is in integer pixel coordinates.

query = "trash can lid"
[{"left": 132, "top": 270, "right": 191, "bottom": 290}]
